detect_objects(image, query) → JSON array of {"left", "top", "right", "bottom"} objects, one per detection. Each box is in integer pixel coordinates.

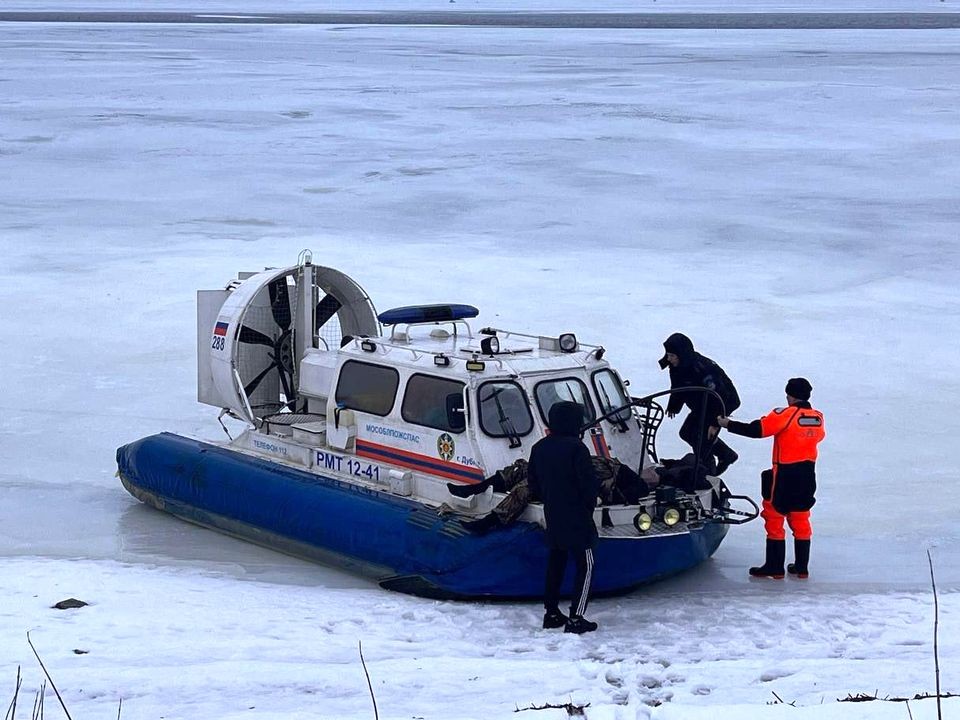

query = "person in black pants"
[
  {"left": 659, "top": 332, "right": 741, "bottom": 475},
  {"left": 527, "top": 401, "right": 602, "bottom": 634}
]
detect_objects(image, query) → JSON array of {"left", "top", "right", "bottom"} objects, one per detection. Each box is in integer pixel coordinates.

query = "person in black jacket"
[
  {"left": 527, "top": 401, "right": 602, "bottom": 634},
  {"left": 659, "top": 333, "right": 740, "bottom": 474}
]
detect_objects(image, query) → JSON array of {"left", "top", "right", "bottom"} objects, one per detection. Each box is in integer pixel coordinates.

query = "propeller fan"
[
  {"left": 235, "top": 276, "right": 344, "bottom": 415},
  {"left": 238, "top": 277, "right": 296, "bottom": 409},
  {"left": 199, "top": 260, "right": 381, "bottom": 424}
]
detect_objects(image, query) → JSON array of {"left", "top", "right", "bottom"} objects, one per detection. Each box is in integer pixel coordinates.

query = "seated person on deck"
[{"left": 451, "top": 456, "right": 654, "bottom": 534}]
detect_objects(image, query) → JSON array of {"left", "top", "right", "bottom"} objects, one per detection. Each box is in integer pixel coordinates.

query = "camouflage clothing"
[
  {"left": 491, "top": 456, "right": 640, "bottom": 526},
  {"left": 495, "top": 458, "right": 528, "bottom": 493},
  {"left": 592, "top": 456, "right": 623, "bottom": 504},
  {"left": 491, "top": 481, "right": 532, "bottom": 524},
  {"left": 463, "top": 456, "right": 647, "bottom": 533}
]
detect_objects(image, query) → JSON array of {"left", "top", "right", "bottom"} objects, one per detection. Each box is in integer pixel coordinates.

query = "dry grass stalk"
[
  {"left": 358, "top": 641, "right": 378, "bottom": 720},
  {"left": 927, "top": 549, "right": 943, "bottom": 720},
  {"left": 515, "top": 700, "right": 590, "bottom": 715},
  {"left": 4, "top": 666, "right": 22, "bottom": 720},
  {"left": 30, "top": 680, "right": 45, "bottom": 720},
  {"left": 25, "top": 634, "right": 71, "bottom": 720}
]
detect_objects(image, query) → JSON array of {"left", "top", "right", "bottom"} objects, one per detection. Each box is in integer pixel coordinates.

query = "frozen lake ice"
[{"left": 1, "top": 11, "right": 958, "bottom": 719}]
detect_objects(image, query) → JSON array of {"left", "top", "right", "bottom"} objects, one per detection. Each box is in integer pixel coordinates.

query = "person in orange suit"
[{"left": 718, "top": 378, "right": 825, "bottom": 579}]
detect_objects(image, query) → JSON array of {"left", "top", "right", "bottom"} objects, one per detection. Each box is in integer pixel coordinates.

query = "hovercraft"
[{"left": 116, "top": 252, "right": 756, "bottom": 599}]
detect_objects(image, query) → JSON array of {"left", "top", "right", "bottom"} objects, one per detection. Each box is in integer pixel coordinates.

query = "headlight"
[
  {"left": 633, "top": 510, "right": 653, "bottom": 533},
  {"left": 480, "top": 336, "right": 500, "bottom": 355},
  {"left": 662, "top": 506, "right": 681, "bottom": 527},
  {"left": 558, "top": 333, "right": 578, "bottom": 352}
]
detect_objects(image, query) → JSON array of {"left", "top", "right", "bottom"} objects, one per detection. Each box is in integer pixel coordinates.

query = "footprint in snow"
[
  {"left": 640, "top": 675, "right": 662, "bottom": 689},
  {"left": 760, "top": 668, "right": 795, "bottom": 682}
]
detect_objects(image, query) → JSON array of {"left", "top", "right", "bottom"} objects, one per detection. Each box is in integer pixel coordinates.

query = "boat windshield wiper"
[
  {"left": 481, "top": 386, "right": 523, "bottom": 449},
  {"left": 596, "top": 382, "right": 629, "bottom": 432}
]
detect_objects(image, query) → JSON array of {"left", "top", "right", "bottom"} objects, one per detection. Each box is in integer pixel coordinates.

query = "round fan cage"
[{"left": 232, "top": 266, "right": 378, "bottom": 421}]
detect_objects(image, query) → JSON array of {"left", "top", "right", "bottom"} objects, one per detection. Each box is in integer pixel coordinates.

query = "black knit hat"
[{"left": 785, "top": 377, "right": 812, "bottom": 401}]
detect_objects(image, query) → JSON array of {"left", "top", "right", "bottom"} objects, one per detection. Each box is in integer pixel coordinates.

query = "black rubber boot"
[
  {"left": 749, "top": 539, "right": 786, "bottom": 579},
  {"left": 788, "top": 539, "right": 811, "bottom": 579},
  {"left": 447, "top": 478, "right": 491, "bottom": 498},
  {"left": 461, "top": 513, "right": 501, "bottom": 534}
]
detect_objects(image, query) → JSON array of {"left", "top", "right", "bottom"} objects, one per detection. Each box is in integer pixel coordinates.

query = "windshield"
[
  {"left": 478, "top": 381, "right": 533, "bottom": 440},
  {"left": 592, "top": 369, "right": 632, "bottom": 423},
  {"left": 534, "top": 377, "right": 596, "bottom": 425}
]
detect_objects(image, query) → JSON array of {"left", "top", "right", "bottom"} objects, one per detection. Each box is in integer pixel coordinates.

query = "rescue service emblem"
[{"left": 437, "top": 433, "right": 455, "bottom": 461}]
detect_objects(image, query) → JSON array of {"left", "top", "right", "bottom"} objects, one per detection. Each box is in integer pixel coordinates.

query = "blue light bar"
[{"left": 378, "top": 304, "right": 479, "bottom": 326}]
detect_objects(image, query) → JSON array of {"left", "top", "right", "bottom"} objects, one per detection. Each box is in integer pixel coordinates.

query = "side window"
[
  {"left": 334, "top": 360, "right": 399, "bottom": 416},
  {"left": 592, "top": 369, "right": 632, "bottom": 422},
  {"left": 478, "top": 381, "right": 534, "bottom": 439},
  {"left": 534, "top": 378, "right": 596, "bottom": 425},
  {"left": 402, "top": 374, "right": 466, "bottom": 433}
]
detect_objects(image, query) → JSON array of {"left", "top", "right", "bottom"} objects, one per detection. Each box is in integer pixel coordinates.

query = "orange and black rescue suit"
[{"left": 724, "top": 403, "right": 825, "bottom": 540}]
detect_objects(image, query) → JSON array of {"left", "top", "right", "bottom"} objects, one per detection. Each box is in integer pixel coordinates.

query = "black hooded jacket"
[
  {"left": 527, "top": 401, "right": 601, "bottom": 551},
  {"left": 659, "top": 333, "right": 740, "bottom": 417}
]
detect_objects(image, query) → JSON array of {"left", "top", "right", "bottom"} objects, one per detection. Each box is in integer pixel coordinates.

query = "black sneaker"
[
  {"left": 564, "top": 616, "right": 598, "bottom": 634},
  {"left": 748, "top": 565, "right": 785, "bottom": 579},
  {"left": 542, "top": 609, "right": 568, "bottom": 629}
]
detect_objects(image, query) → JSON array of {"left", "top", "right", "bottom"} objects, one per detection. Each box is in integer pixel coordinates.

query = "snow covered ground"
[{"left": 1, "top": 7, "right": 958, "bottom": 719}]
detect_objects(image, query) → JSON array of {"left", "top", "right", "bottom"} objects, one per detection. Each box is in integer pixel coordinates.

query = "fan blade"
[
  {"left": 315, "top": 293, "right": 342, "bottom": 329},
  {"left": 277, "top": 365, "right": 295, "bottom": 401},
  {"left": 268, "top": 278, "right": 292, "bottom": 331},
  {"left": 244, "top": 361, "right": 278, "bottom": 397},
  {"left": 238, "top": 325, "right": 274, "bottom": 347}
]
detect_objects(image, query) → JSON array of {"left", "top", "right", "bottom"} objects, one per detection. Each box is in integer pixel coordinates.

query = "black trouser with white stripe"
[{"left": 544, "top": 547, "right": 594, "bottom": 618}]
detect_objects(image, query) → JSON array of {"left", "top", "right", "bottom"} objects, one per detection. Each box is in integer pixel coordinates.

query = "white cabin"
[{"left": 196, "top": 260, "right": 658, "bottom": 525}]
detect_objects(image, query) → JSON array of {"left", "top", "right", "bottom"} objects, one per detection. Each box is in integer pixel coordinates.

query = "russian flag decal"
[
  {"left": 590, "top": 427, "right": 611, "bottom": 458},
  {"left": 213, "top": 321, "right": 229, "bottom": 337}
]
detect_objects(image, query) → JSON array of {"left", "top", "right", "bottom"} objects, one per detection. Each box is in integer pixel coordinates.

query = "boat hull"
[{"left": 117, "top": 433, "right": 728, "bottom": 599}]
